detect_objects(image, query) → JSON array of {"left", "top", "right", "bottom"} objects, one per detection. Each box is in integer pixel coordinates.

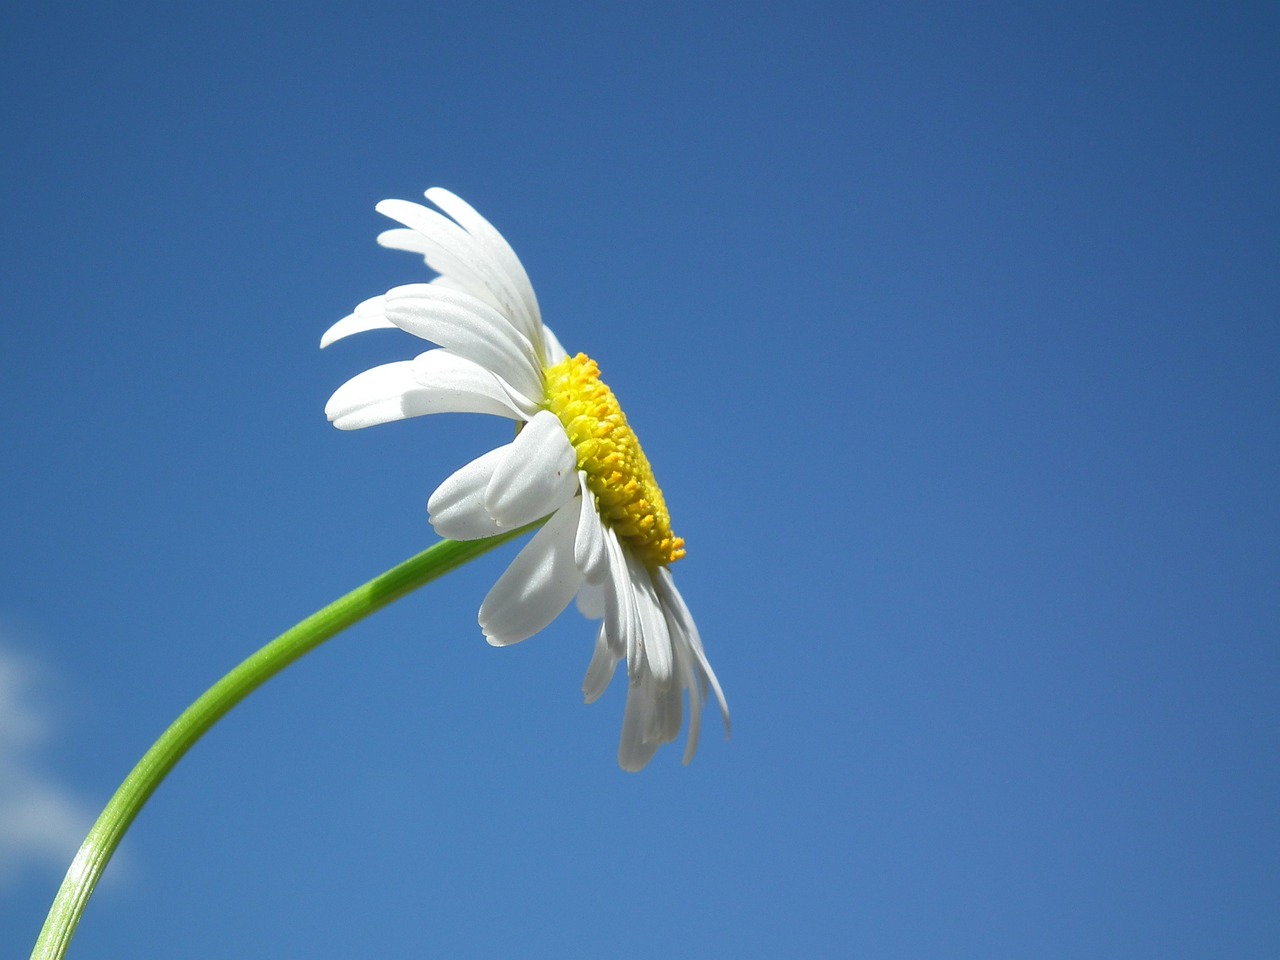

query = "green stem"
[{"left": 30, "top": 528, "right": 534, "bottom": 960}]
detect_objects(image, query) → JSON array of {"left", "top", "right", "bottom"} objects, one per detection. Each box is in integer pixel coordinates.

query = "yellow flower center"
[{"left": 544, "top": 353, "right": 685, "bottom": 568}]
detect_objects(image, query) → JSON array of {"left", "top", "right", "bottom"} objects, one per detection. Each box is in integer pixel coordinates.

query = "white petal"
[
  {"left": 662, "top": 602, "right": 707, "bottom": 765},
  {"left": 617, "top": 661, "right": 683, "bottom": 773},
  {"left": 479, "top": 502, "right": 583, "bottom": 645},
  {"left": 376, "top": 198, "right": 542, "bottom": 351},
  {"left": 427, "top": 275, "right": 476, "bottom": 299},
  {"left": 378, "top": 228, "right": 499, "bottom": 306},
  {"left": 541, "top": 323, "right": 570, "bottom": 365},
  {"left": 582, "top": 627, "right": 619, "bottom": 704},
  {"left": 376, "top": 227, "right": 432, "bottom": 258},
  {"left": 655, "top": 567, "right": 730, "bottom": 738},
  {"left": 618, "top": 676, "right": 663, "bottom": 772},
  {"left": 627, "top": 554, "right": 673, "bottom": 685},
  {"left": 427, "top": 446, "right": 509, "bottom": 540},
  {"left": 573, "top": 473, "right": 608, "bottom": 585},
  {"left": 655, "top": 681, "right": 684, "bottom": 747},
  {"left": 601, "top": 528, "right": 640, "bottom": 663},
  {"left": 575, "top": 579, "right": 607, "bottom": 620},
  {"left": 382, "top": 284, "right": 544, "bottom": 405},
  {"left": 325, "top": 361, "right": 417, "bottom": 430},
  {"left": 377, "top": 200, "right": 492, "bottom": 291},
  {"left": 326, "top": 351, "right": 533, "bottom": 430},
  {"left": 671, "top": 640, "right": 704, "bottom": 765},
  {"left": 320, "top": 295, "right": 395, "bottom": 348},
  {"left": 424, "top": 187, "right": 544, "bottom": 348},
  {"left": 484, "top": 411, "right": 578, "bottom": 528},
  {"left": 410, "top": 349, "right": 534, "bottom": 419}
]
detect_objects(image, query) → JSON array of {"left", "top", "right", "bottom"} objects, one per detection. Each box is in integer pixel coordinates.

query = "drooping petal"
[
  {"left": 575, "top": 579, "right": 607, "bottom": 620},
  {"left": 658, "top": 596, "right": 709, "bottom": 765},
  {"left": 479, "top": 501, "right": 583, "bottom": 645},
  {"left": 320, "top": 295, "right": 395, "bottom": 348},
  {"left": 483, "top": 411, "right": 578, "bottom": 528},
  {"left": 381, "top": 284, "right": 544, "bottom": 405},
  {"left": 427, "top": 447, "right": 509, "bottom": 540},
  {"left": 655, "top": 567, "right": 730, "bottom": 738},
  {"left": 573, "top": 473, "right": 609, "bottom": 585},
  {"left": 582, "top": 626, "right": 620, "bottom": 704},
  {"left": 669, "top": 631, "right": 704, "bottom": 765},
  {"left": 618, "top": 675, "right": 663, "bottom": 773},
  {"left": 618, "top": 657, "right": 685, "bottom": 773},
  {"left": 653, "top": 673, "right": 684, "bottom": 745},
  {"left": 601, "top": 528, "right": 640, "bottom": 663},
  {"left": 627, "top": 554, "right": 674, "bottom": 686}
]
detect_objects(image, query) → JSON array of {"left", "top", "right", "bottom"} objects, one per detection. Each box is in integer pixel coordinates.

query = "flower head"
[{"left": 323, "top": 188, "right": 728, "bottom": 770}]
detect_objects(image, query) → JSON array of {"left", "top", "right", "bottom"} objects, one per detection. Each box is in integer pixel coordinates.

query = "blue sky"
[{"left": 2, "top": 2, "right": 1277, "bottom": 957}]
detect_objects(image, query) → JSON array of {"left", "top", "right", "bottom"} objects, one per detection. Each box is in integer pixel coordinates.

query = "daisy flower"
[{"left": 322, "top": 187, "right": 729, "bottom": 771}]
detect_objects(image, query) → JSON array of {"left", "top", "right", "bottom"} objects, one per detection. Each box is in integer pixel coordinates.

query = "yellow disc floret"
[{"left": 544, "top": 353, "right": 685, "bottom": 568}]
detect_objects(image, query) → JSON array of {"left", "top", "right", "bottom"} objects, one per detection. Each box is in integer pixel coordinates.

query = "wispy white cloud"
[{"left": 0, "top": 642, "right": 92, "bottom": 886}]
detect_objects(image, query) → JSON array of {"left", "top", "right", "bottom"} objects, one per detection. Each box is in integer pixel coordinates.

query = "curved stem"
[{"left": 31, "top": 529, "right": 534, "bottom": 960}]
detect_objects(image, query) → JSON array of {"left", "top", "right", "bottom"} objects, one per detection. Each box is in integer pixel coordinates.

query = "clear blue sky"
[{"left": 2, "top": 2, "right": 1277, "bottom": 957}]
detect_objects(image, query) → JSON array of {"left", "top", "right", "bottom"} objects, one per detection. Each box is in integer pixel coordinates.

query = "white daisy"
[{"left": 322, "top": 187, "right": 729, "bottom": 771}]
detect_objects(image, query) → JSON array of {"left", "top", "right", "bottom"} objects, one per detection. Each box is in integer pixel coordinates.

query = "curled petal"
[
  {"left": 582, "top": 627, "right": 620, "bottom": 704},
  {"left": 479, "top": 502, "right": 583, "bottom": 645},
  {"left": 484, "top": 411, "right": 578, "bottom": 528},
  {"left": 427, "top": 447, "right": 509, "bottom": 540}
]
